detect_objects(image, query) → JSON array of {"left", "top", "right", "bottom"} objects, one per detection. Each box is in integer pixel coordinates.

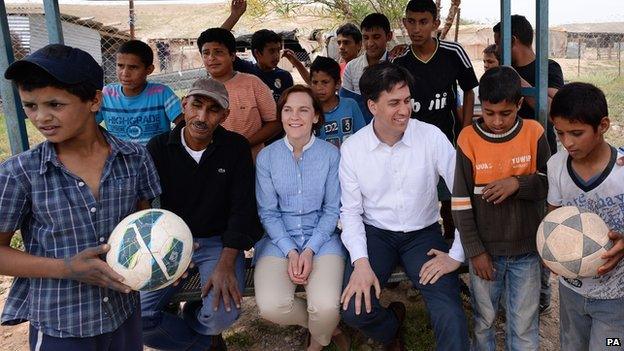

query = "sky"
[
  {"left": 448, "top": 0, "right": 624, "bottom": 25},
  {"left": 7, "top": 0, "right": 624, "bottom": 26}
]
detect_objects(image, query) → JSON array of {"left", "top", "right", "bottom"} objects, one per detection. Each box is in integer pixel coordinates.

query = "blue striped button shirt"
[
  {"left": 254, "top": 136, "right": 345, "bottom": 260},
  {"left": 0, "top": 130, "right": 161, "bottom": 337}
]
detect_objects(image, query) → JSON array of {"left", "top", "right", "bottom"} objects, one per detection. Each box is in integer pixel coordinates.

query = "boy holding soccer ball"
[
  {"left": 0, "top": 44, "right": 161, "bottom": 350},
  {"left": 547, "top": 82, "right": 624, "bottom": 350}
]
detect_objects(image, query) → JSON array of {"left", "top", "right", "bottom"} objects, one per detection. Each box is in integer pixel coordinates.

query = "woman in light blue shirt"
[{"left": 254, "top": 85, "right": 348, "bottom": 351}]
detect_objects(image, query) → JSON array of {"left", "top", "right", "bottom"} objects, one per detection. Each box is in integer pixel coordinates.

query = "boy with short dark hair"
[
  {"left": 197, "top": 27, "right": 280, "bottom": 157},
  {"left": 394, "top": 0, "right": 478, "bottom": 137},
  {"left": 452, "top": 66, "right": 550, "bottom": 350},
  {"left": 233, "top": 29, "right": 295, "bottom": 102},
  {"left": 493, "top": 14, "right": 565, "bottom": 313},
  {"left": 483, "top": 44, "right": 500, "bottom": 71},
  {"left": 0, "top": 44, "right": 161, "bottom": 350},
  {"left": 220, "top": 1, "right": 295, "bottom": 102},
  {"left": 340, "top": 13, "right": 392, "bottom": 97},
  {"left": 335, "top": 23, "right": 362, "bottom": 76},
  {"left": 97, "top": 39, "right": 183, "bottom": 145},
  {"left": 547, "top": 82, "right": 624, "bottom": 350},
  {"left": 339, "top": 13, "right": 393, "bottom": 125},
  {"left": 310, "top": 56, "right": 366, "bottom": 146},
  {"left": 393, "top": 0, "right": 479, "bottom": 240}
]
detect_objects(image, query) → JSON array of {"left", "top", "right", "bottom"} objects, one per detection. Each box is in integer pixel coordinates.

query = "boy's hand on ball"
[
  {"left": 470, "top": 252, "right": 495, "bottom": 281},
  {"left": 598, "top": 230, "right": 624, "bottom": 275},
  {"left": 482, "top": 177, "right": 520, "bottom": 204},
  {"left": 64, "top": 244, "right": 132, "bottom": 293}
]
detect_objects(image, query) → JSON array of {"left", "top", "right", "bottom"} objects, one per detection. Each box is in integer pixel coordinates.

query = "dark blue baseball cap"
[{"left": 4, "top": 44, "right": 104, "bottom": 90}]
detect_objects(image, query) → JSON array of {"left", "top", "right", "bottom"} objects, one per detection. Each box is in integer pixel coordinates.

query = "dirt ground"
[{"left": 0, "top": 274, "right": 561, "bottom": 351}]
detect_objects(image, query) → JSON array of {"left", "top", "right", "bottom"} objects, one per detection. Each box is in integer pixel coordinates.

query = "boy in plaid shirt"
[{"left": 0, "top": 44, "right": 161, "bottom": 350}]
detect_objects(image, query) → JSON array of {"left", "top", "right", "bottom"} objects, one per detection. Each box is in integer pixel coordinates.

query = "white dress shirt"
[{"left": 339, "top": 118, "right": 465, "bottom": 263}]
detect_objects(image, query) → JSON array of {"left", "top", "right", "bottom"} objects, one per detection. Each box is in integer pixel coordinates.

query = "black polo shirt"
[{"left": 146, "top": 122, "right": 262, "bottom": 250}]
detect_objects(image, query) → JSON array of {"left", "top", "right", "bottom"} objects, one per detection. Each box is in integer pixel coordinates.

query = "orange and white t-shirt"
[{"left": 222, "top": 72, "right": 277, "bottom": 157}]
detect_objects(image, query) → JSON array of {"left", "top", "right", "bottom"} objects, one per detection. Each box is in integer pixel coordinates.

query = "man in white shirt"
[{"left": 339, "top": 62, "right": 468, "bottom": 350}]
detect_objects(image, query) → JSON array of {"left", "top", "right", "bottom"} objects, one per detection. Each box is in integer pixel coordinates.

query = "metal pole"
[
  {"left": 0, "top": 0, "right": 29, "bottom": 154},
  {"left": 577, "top": 38, "right": 581, "bottom": 76},
  {"left": 500, "top": 0, "right": 511, "bottom": 65},
  {"left": 535, "top": 0, "right": 549, "bottom": 129},
  {"left": 129, "top": 0, "right": 135, "bottom": 39},
  {"left": 454, "top": 8, "right": 460, "bottom": 42},
  {"left": 43, "top": 0, "right": 63, "bottom": 44},
  {"left": 618, "top": 41, "right": 621, "bottom": 77}
]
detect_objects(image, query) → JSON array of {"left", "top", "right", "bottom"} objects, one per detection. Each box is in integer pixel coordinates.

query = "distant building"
[{"left": 7, "top": 7, "right": 131, "bottom": 83}]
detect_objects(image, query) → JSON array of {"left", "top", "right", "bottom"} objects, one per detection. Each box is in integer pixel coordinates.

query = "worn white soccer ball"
[
  {"left": 106, "top": 209, "right": 193, "bottom": 291},
  {"left": 536, "top": 206, "right": 612, "bottom": 279}
]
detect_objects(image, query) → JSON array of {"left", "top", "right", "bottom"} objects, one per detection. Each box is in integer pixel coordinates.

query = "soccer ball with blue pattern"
[
  {"left": 536, "top": 206, "right": 612, "bottom": 279},
  {"left": 106, "top": 209, "right": 193, "bottom": 291}
]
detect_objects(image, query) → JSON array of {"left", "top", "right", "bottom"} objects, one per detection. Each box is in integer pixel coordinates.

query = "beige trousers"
[{"left": 254, "top": 254, "right": 345, "bottom": 346}]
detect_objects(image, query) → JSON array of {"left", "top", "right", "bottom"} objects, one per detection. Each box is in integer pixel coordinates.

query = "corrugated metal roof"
[{"left": 7, "top": 15, "right": 31, "bottom": 56}]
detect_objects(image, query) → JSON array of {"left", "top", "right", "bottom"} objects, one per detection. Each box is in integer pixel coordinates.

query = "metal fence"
[
  {"left": 565, "top": 32, "right": 623, "bottom": 77},
  {"left": 7, "top": 2, "right": 132, "bottom": 84},
  {"left": 4, "top": 1, "right": 320, "bottom": 96}
]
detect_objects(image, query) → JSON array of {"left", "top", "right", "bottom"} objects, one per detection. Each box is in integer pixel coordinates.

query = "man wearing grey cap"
[{"left": 141, "top": 78, "right": 262, "bottom": 350}]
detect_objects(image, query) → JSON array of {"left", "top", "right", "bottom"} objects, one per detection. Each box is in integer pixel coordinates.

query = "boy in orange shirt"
[
  {"left": 452, "top": 66, "right": 550, "bottom": 350},
  {"left": 197, "top": 27, "right": 280, "bottom": 157}
]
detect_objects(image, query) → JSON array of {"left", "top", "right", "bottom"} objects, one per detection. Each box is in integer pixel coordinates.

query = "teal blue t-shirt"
[
  {"left": 97, "top": 82, "right": 182, "bottom": 145},
  {"left": 315, "top": 97, "right": 366, "bottom": 148}
]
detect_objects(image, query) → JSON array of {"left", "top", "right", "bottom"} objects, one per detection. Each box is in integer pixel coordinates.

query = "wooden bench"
[{"left": 170, "top": 258, "right": 469, "bottom": 304}]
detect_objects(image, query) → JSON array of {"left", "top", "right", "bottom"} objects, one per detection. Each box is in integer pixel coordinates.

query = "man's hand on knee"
[
  {"left": 201, "top": 248, "right": 242, "bottom": 312},
  {"left": 419, "top": 249, "right": 461, "bottom": 285},
  {"left": 340, "top": 258, "right": 381, "bottom": 315}
]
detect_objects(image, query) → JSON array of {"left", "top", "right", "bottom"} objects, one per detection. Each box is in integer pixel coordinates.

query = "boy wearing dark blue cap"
[{"left": 0, "top": 44, "right": 161, "bottom": 350}]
